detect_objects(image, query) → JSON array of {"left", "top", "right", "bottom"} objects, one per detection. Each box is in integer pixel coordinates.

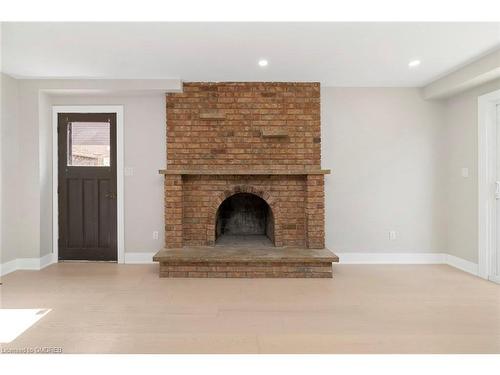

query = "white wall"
[
  {"left": 320, "top": 82, "right": 500, "bottom": 264},
  {"left": 3, "top": 76, "right": 496, "bottom": 267},
  {"left": 0, "top": 77, "right": 180, "bottom": 267},
  {"left": 322, "top": 87, "right": 447, "bottom": 254},
  {"left": 444, "top": 78, "right": 500, "bottom": 263},
  {"left": 1, "top": 73, "right": 20, "bottom": 263}
]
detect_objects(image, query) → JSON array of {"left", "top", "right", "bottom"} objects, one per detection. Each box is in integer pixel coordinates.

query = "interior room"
[{"left": 1, "top": 21, "right": 500, "bottom": 356}]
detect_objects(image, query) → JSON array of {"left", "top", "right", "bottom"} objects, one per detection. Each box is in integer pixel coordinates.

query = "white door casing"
[
  {"left": 494, "top": 104, "right": 500, "bottom": 283},
  {"left": 478, "top": 89, "right": 500, "bottom": 283}
]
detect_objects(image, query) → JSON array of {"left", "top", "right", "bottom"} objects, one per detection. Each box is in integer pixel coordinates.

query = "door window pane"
[{"left": 67, "top": 122, "right": 111, "bottom": 166}]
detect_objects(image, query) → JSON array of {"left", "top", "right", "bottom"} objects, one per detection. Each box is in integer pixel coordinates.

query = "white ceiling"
[{"left": 2, "top": 22, "right": 500, "bottom": 87}]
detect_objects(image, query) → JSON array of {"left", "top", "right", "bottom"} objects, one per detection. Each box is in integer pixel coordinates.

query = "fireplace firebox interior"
[{"left": 215, "top": 193, "right": 275, "bottom": 246}]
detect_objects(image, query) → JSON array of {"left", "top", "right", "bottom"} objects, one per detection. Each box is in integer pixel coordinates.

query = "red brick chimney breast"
[{"left": 163, "top": 82, "right": 326, "bottom": 249}]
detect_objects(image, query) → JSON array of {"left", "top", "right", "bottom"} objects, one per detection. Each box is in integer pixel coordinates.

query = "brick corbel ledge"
[{"left": 206, "top": 185, "right": 282, "bottom": 247}]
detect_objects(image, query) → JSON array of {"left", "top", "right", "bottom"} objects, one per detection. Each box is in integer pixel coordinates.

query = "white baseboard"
[
  {"left": 336, "top": 252, "right": 479, "bottom": 276},
  {"left": 1, "top": 251, "right": 154, "bottom": 276},
  {"left": 124, "top": 252, "right": 156, "bottom": 264},
  {"left": 489, "top": 275, "right": 500, "bottom": 284},
  {"left": 337, "top": 252, "right": 445, "bottom": 264},
  {"left": 15, "top": 257, "right": 42, "bottom": 270},
  {"left": 0, "top": 259, "right": 18, "bottom": 277},
  {"left": 40, "top": 253, "right": 57, "bottom": 269},
  {"left": 443, "top": 254, "right": 478, "bottom": 276},
  {"left": 0, "top": 253, "right": 56, "bottom": 277}
]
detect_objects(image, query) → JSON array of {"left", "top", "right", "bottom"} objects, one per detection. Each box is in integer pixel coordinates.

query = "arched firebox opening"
[{"left": 215, "top": 193, "right": 275, "bottom": 247}]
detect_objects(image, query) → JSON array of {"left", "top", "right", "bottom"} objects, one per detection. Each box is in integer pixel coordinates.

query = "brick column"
[
  {"left": 165, "top": 174, "right": 183, "bottom": 248},
  {"left": 306, "top": 174, "right": 325, "bottom": 249}
]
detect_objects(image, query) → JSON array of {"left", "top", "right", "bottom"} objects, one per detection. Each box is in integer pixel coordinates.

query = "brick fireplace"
[{"left": 153, "top": 82, "right": 338, "bottom": 278}]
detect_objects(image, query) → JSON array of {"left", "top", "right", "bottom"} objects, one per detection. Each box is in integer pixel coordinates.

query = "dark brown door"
[{"left": 58, "top": 113, "right": 117, "bottom": 261}]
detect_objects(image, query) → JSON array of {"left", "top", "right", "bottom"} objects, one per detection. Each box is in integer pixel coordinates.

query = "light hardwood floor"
[{"left": 1, "top": 263, "right": 499, "bottom": 353}]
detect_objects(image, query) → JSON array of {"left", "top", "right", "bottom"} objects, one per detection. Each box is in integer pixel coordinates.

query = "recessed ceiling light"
[
  {"left": 258, "top": 59, "right": 268, "bottom": 67},
  {"left": 408, "top": 59, "right": 421, "bottom": 68}
]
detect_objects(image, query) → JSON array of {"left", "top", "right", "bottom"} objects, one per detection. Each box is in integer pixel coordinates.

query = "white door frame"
[
  {"left": 52, "top": 106, "right": 125, "bottom": 264},
  {"left": 478, "top": 89, "right": 500, "bottom": 282}
]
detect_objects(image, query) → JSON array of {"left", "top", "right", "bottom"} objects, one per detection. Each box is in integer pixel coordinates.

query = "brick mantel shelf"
[{"left": 158, "top": 169, "right": 331, "bottom": 175}]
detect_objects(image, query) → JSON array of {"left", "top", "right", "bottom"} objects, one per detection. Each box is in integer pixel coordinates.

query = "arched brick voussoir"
[
  {"left": 266, "top": 200, "right": 277, "bottom": 209},
  {"left": 261, "top": 192, "right": 271, "bottom": 201},
  {"left": 222, "top": 190, "right": 233, "bottom": 199}
]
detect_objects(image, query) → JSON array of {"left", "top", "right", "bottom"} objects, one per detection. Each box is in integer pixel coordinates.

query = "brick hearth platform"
[{"left": 153, "top": 247, "right": 339, "bottom": 278}]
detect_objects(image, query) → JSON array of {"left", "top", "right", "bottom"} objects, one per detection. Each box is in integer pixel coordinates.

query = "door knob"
[{"left": 105, "top": 192, "right": 116, "bottom": 199}]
